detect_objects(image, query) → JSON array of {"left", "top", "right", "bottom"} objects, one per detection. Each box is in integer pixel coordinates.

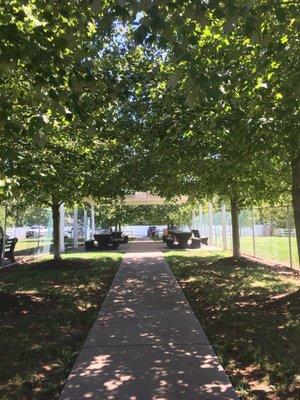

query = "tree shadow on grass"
[
  {"left": 0, "top": 256, "right": 120, "bottom": 400},
  {"left": 167, "top": 253, "right": 300, "bottom": 400}
]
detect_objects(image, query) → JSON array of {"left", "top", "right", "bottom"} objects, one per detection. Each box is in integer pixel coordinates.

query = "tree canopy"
[{"left": 1, "top": 0, "right": 299, "bottom": 262}]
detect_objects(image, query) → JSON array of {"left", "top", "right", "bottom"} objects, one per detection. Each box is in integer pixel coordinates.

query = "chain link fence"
[
  {"left": 0, "top": 204, "right": 88, "bottom": 265},
  {"left": 0, "top": 204, "right": 53, "bottom": 260},
  {"left": 193, "top": 204, "right": 299, "bottom": 269},
  {"left": 1, "top": 202, "right": 299, "bottom": 269}
]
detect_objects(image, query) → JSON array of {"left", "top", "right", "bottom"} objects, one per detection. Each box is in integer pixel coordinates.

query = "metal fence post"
[
  {"left": 221, "top": 205, "right": 227, "bottom": 250},
  {"left": 83, "top": 207, "right": 88, "bottom": 242},
  {"left": 59, "top": 203, "right": 65, "bottom": 253},
  {"left": 208, "top": 203, "right": 214, "bottom": 246},
  {"left": 287, "top": 205, "right": 293, "bottom": 268},
  {"left": 251, "top": 207, "right": 256, "bottom": 257},
  {"left": 37, "top": 209, "right": 41, "bottom": 254}
]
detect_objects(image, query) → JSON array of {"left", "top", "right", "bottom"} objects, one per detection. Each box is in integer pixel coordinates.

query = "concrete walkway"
[{"left": 59, "top": 238, "right": 238, "bottom": 400}]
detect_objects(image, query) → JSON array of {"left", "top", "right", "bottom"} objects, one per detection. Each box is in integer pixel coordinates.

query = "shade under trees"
[{"left": 0, "top": 0, "right": 299, "bottom": 264}]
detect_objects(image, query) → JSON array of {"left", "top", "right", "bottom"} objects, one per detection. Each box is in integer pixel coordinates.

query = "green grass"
[
  {"left": 0, "top": 251, "right": 122, "bottom": 400},
  {"left": 239, "top": 236, "right": 299, "bottom": 268},
  {"left": 15, "top": 238, "right": 52, "bottom": 255},
  {"left": 166, "top": 249, "right": 300, "bottom": 400},
  {"left": 14, "top": 238, "right": 85, "bottom": 256}
]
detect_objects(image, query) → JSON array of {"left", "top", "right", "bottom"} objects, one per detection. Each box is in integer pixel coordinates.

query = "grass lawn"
[
  {"left": 14, "top": 238, "right": 52, "bottom": 255},
  {"left": 14, "top": 238, "right": 86, "bottom": 257},
  {"left": 239, "top": 236, "right": 299, "bottom": 269},
  {"left": 0, "top": 251, "right": 122, "bottom": 400},
  {"left": 165, "top": 249, "right": 300, "bottom": 400}
]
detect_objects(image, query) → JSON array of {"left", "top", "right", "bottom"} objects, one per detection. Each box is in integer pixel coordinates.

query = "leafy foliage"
[
  {"left": 0, "top": 0, "right": 299, "bottom": 260},
  {"left": 95, "top": 203, "right": 195, "bottom": 227}
]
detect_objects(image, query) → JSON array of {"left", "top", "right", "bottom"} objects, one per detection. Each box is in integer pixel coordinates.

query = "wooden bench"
[{"left": 0, "top": 238, "right": 18, "bottom": 263}]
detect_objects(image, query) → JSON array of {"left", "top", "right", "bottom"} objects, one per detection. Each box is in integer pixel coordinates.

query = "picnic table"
[
  {"left": 111, "top": 231, "right": 122, "bottom": 240},
  {"left": 167, "top": 231, "right": 192, "bottom": 249},
  {"left": 94, "top": 233, "right": 119, "bottom": 250},
  {"left": 174, "top": 231, "right": 192, "bottom": 248},
  {"left": 165, "top": 230, "right": 208, "bottom": 250},
  {"left": 85, "top": 230, "right": 129, "bottom": 252}
]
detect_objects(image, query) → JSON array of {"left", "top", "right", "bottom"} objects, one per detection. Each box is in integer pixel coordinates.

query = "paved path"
[{"left": 59, "top": 238, "right": 238, "bottom": 400}]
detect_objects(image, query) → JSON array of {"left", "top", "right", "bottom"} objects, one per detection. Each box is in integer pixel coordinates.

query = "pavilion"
[{"left": 60, "top": 192, "right": 188, "bottom": 252}]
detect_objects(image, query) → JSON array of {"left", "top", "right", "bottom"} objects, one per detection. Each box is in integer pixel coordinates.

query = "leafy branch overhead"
[{"left": 0, "top": 0, "right": 299, "bottom": 262}]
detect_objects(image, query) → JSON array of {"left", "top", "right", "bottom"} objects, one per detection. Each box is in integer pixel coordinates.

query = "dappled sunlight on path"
[{"left": 59, "top": 237, "right": 238, "bottom": 399}]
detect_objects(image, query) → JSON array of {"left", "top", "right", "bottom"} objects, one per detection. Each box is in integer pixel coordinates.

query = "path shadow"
[{"left": 60, "top": 344, "right": 239, "bottom": 399}]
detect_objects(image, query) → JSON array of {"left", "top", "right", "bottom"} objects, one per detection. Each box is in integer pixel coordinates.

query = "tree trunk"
[
  {"left": 118, "top": 222, "right": 121, "bottom": 231},
  {"left": 51, "top": 200, "right": 61, "bottom": 260},
  {"left": 115, "top": 221, "right": 118, "bottom": 231},
  {"left": 230, "top": 196, "right": 241, "bottom": 259},
  {"left": 292, "top": 155, "right": 300, "bottom": 266}
]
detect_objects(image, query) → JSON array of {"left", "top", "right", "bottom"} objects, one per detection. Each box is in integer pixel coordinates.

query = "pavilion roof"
[{"left": 123, "top": 192, "right": 188, "bottom": 206}]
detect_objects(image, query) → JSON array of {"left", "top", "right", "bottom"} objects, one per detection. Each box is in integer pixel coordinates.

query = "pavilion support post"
[
  {"left": 208, "top": 203, "right": 214, "bottom": 246},
  {"left": 221, "top": 205, "right": 227, "bottom": 250},
  {"left": 1, "top": 205, "right": 7, "bottom": 266},
  {"left": 83, "top": 208, "right": 88, "bottom": 241},
  {"left": 73, "top": 207, "right": 78, "bottom": 249},
  {"left": 251, "top": 207, "right": 256, "bottom": 257},
  {"left": 59, "top": 203, "right": 65, "bottom": 254},
  {"left": 91, "top": 202, "right": 95, "bottom": 236}
]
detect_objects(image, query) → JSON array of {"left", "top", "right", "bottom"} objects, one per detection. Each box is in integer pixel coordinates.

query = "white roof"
[{"left": 123, "top": 192, "right": 188, "bottom": 206}]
